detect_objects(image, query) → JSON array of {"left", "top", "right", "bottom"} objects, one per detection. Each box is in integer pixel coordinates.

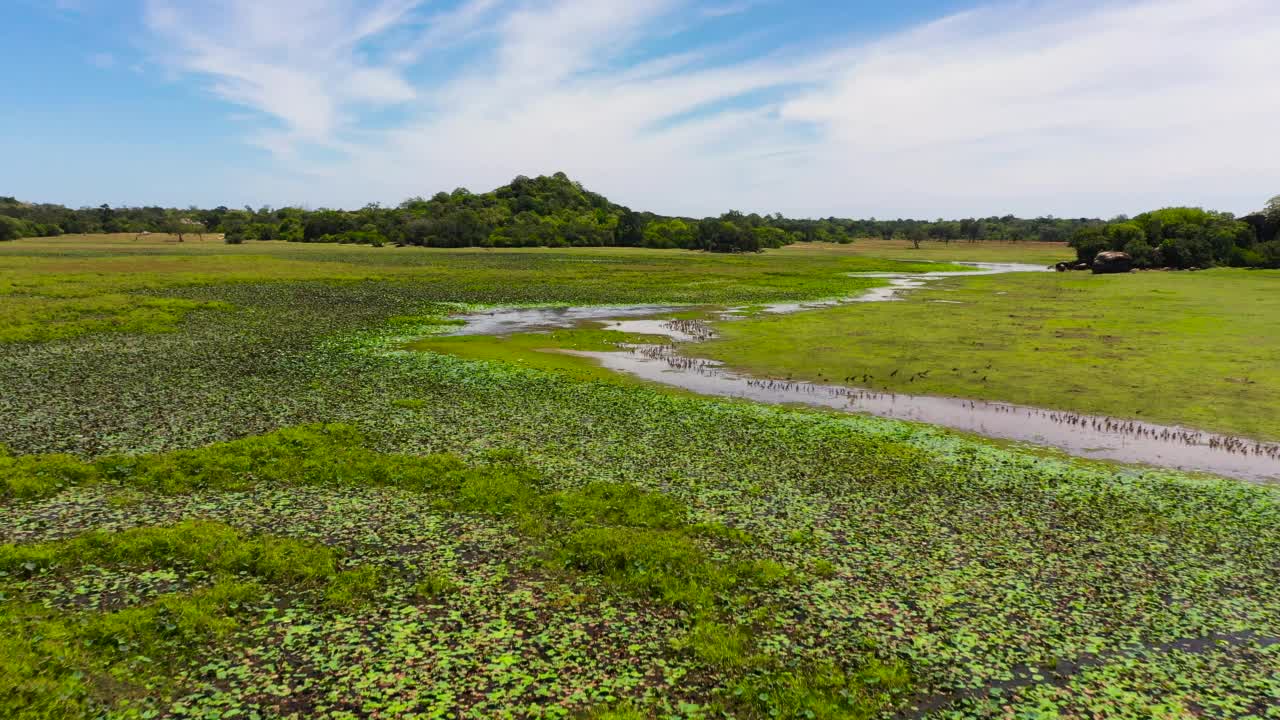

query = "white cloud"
[
  {"left": 145, "top": 0, "right": 1280, "bottom": 218},
  {"left": 391, "top": 0, "right": 506, "bottom": 63},
  {"left": 143, "top": 0, "right": 422, "bottom": 144},
  {"left": 698, "top": 0, "right": 769, "bottom": 19},
  {"left": 774, "top": 0, "right": 1280, "bottom": 217}
]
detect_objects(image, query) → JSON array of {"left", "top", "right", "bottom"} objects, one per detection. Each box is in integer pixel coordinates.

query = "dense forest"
[
  {"left": 1, "top": 173, "right": 1095, "bottom": 252},
  {"left": 1068, "top": 202, "right": 1280, "bottom": 269},
  {"left": 3, "top": 174, "right": 1278, "bottom": 263}
]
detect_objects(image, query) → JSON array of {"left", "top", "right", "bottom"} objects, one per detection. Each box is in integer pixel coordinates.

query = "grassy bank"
[
  {"left": 783, "top": 238, "right": 1071, "bottom": 265},
  {"left": 695, "top": 268, "right": 1280, "bottom": 440}
]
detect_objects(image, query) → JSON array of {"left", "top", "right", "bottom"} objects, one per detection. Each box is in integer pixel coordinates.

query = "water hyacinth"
[{"left": 1, "top": 242, "right": 1278, "bottom": 718}]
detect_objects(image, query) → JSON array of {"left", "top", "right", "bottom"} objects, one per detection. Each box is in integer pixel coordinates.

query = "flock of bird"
[
  {"left": 623, "top": 333, "right": 1280, "bottom": 462},
  {"left": 654, "top": 318, "right": 717, "bottom": 341}
]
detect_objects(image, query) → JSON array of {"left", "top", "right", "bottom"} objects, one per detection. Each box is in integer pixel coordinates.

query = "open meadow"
[
  {"left": 3, "top": 236, "right": 1280, "bottom": 719},
  {"left": 778, "top": 238, "right": 1072, "bottom": 266},
  {"left": 694, "top": 267, "right": 1280, "bottom": 441}
]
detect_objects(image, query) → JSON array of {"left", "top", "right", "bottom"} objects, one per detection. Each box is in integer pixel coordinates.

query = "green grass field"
[
  {"left": 695, "top": 268, "right": 1280, "bottom": 440},
  {"left": 0, "top": 235, "right": 959, "bottom": 343},
  {"left": 2, "top": 235, "right": 1279, "bottom": 718},
  {"left": 785, "top": 238, "right": 1072, "bottom": 265}
]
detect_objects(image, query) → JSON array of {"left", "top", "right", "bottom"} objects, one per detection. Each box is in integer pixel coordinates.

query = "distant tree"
[
  {"left": 1261, "top": 196, "right": 1280, "bottom": 242},
  {"left": 614, "top": 208, "right": 646, "bottom": 247},
  {"left": 161, "top": 216, "right": 204, "bottom": 242},
  {"left": 1158, "top": 233, "right": 1213, "bottom": 269},
  {"left": 0, "top": 215, "right": 23, "bottom": 241},
  {"left": 404, "top": 218, "right": 434, "bottom": 246},
  {"left": 1266, "top": 195, "right": 1280, "bottom": 224},
  {"left": 1038, "top": 226, "right": 1065, "bottom": 243},
  {"left": 1124, "top": 238, "right": 1156, "bottom": 268},
  {"left": 219, "top": 211, "right": 250, "bottom": 242},
  {"left": 959, "top": 218, "right": 983, "bottom": 242},
  {"left": 278, "top": 217, "right": 304, "bottom": 243},
  {"left": 0, "top": 173, "right": 1120, "bottom": 255},
  {"left": 643, "top": 219, "right": 694, "bottom": 249},
  {"left": 1105, "top": 222, "right": 1145, "bottom": 251},
  {"left": 906, "top": 223, "right": 927, "bottom": 250},
  {"left": 752, "top": 226, "right": 791, "bottom": 249},
  {"left": 1259, "top": 240, "right": 1280, "bottom": 268},
  {"left": 1069, "top": 226, "right": 1109, "bottom": 263}
]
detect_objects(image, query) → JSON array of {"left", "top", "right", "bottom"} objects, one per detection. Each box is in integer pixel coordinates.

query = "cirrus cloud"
[{"left": 144, "top": 0, "right": 1280, "bottom": 218}]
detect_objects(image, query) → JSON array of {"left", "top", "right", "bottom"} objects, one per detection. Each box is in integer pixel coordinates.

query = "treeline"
[
  {"left": 4, "top": 176, "right": 1278, "bottom": 261},
  {"left": 1069, "top": 203, "right": 1280, "bottom": 269},
  {"left": 0, "top": 173, "right": 1092, "bottom": 252}
]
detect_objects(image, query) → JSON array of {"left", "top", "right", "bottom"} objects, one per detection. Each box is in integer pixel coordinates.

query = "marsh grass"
[
  {"left": 0, "top": 448, "right": 98, "bottom": 499},
  {"left": 0, "top": 518, "right": 384, "bottom": 719},
  {"left": 0, "top": 521, "right": 340, "bottom": 586},
  {"left": 413, "top": 572, "right": 460, "bottom": 599},
  {"left": 725, "top": 660, "right": 912, "bottom": 720},
  {"left": 0, "top": 236, "right": 962, "bottom": 345},
  {"left": 0, "top": 580, "right": 270, "bottom": 719},
  {"left": 2, "top": 424, "right": 908, "bottom": 718}
]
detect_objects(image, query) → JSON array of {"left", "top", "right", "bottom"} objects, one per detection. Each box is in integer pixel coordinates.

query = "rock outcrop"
[{"left": 1092, "top": 251, "right": 1133, "bottom": 274}]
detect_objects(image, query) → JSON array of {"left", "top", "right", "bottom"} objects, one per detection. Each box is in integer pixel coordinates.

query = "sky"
[{"left": 3, "top": 0, "right": 1279, "bottom": 219}]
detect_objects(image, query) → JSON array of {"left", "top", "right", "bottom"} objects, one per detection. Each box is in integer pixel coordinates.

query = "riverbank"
[
  {"left": 415, "top": 261, "right": 1280, "bottom": 481},
  {"left": 696, "top": 267, "right": 1280, "bottom": 441}
]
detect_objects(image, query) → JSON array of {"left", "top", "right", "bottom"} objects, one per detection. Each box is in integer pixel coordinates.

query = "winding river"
[{"left": 444, "top": 263, "right": 1280, "bottom": 483}]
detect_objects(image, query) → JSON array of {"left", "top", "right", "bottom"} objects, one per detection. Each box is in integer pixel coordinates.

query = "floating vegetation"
[{"left": 2, "top": 244, "right": 1279, "bottom": 717}]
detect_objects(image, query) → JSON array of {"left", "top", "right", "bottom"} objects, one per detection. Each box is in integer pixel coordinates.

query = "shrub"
[
  {"left": 1159, "top": 234, "right": 1214, "bottom": 268},
  {"left": 1069, "top": 227, "right": 1109, "bottom": 262},
  {"left": 0, "top": 216, "right": 25, "bottom": 241},
  {"left": 1259, "top": 240, "right": 1280, "bottom": 269},
  {"left": 1227, "top": 245, "right": 1264, "bottom": 268},
  {"left": 1123, "top": 238, "right": 1156, "bottom": 268}
]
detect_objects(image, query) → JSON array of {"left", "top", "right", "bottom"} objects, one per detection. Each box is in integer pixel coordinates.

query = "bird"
[{"left": 890, "top": 369, "right": 899, "bottom": 378}]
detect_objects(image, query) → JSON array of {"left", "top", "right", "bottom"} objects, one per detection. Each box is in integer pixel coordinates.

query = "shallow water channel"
[{"left": 445, "top": 263, "right": 1280, "bottom": 483}]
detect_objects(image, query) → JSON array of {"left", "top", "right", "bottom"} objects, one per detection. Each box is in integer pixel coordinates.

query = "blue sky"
[{"left": 3, "top": 0, "right": 1278, "bottom": 218}]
